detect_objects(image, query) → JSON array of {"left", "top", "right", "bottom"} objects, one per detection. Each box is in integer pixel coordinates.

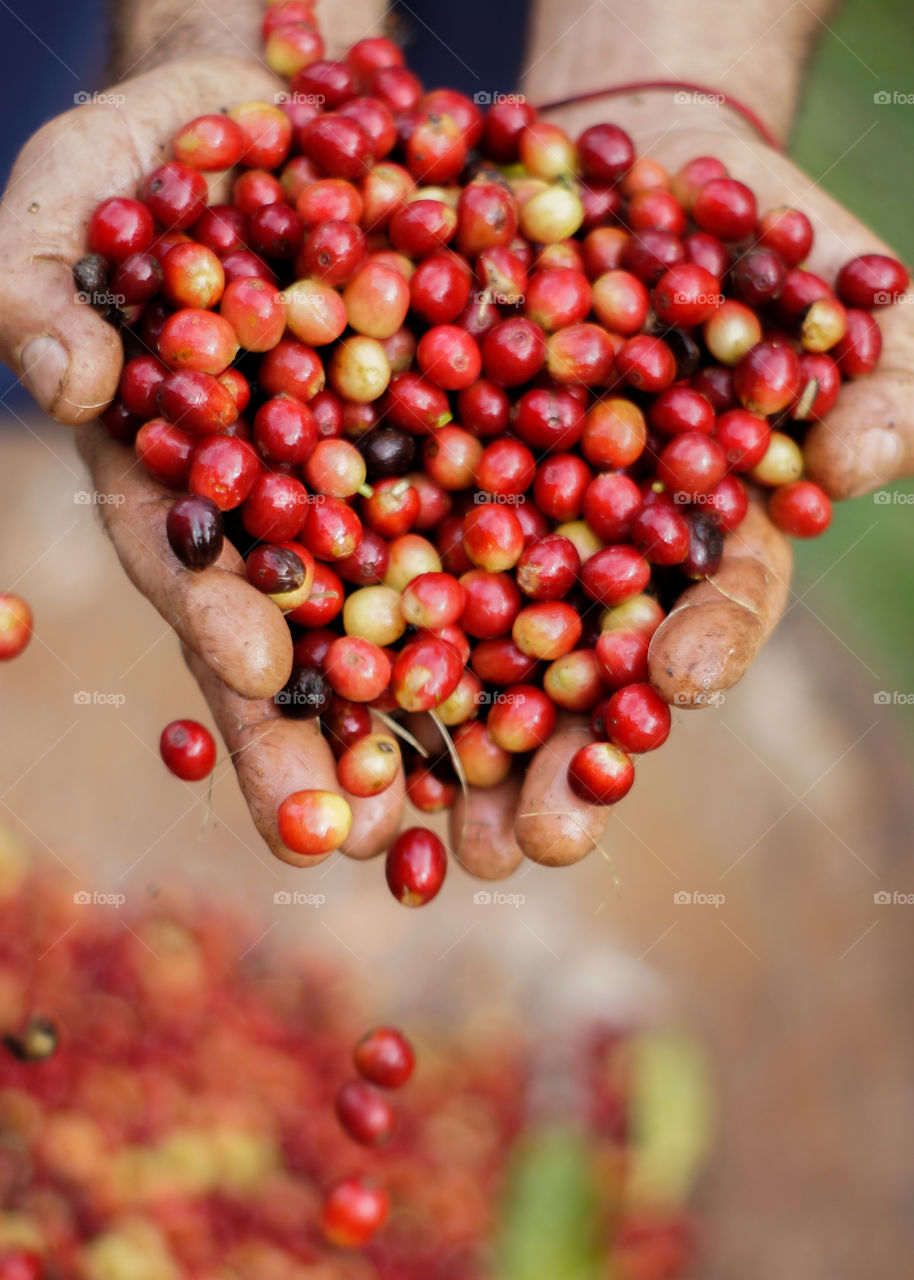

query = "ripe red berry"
[
  {"left": 189, "top": 435, "right": 261, "bottom": 511},
  {"left": 87, "top": 197, "right": 155, "bottom": 262},
  {"left": 355, "top": 1026, "right": 415, "bottom": 1088},
  {"left": 756, "top": 206, "right": 813, "bottom": 266},
  {"left": 0, "top": 594, "right": 32, "bottom": 661},
  {"left": 836, "top": 253, "right": 909, "bottom": 309},
  {"left": 692, "top": 178, "right": 757, "bottom": 241},
  {"left": 487, "top": 683, "right": 557, "bottom": 752},
  {"left": 768, "top": 480, "right": 832, "bottom": 538},
  {"left": 417, "top": 324, "right": 482, "bottom": 390},
  {"left": 732, "top": 341, "right": 801, "bottom": 415},
  {"left": 159, "top": 719, "right": 216, "bottom": 781},
  {"left": 335, "top": 1078, "right": 396, "bottom": 1145},
  {"left": 568, "top": 741, "right": 635, "bottom": 804},
  {"left": 579, "top": 546, "right": 651, "bottom": 606},
  {"left": 604, "top": 683, "right": 671, "bottom": 752},
  {"left": 653, "top": 263, "right": 722, "bottom": 326},
  {"left": 577, "top": 123, "right": 635, "bottom": 182},
  {"left": 657, "top": 432, "right": 727, "bottom": 498},
  {"left": 321, "top": 1176, "right": 390, "bottom": 1248},
  {"left": 277, "top": 790, "right": 353, "bottom": 857},
  {"left": 386, "top": 827, "right": 448, "bottom": 907},
  {"left": 833, "top": 309, "right": 882, "bottom": 378}
]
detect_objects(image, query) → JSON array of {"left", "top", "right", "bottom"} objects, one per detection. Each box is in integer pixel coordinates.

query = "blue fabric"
[
  {"left": 0, "top": 0, "right": 108, "bottom": 411},
  {"left": 392, "top": 0, "right": 528, "bottom": 97}
]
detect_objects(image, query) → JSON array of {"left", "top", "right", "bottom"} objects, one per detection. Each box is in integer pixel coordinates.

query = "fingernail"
[
  {"left": 21, "top": 337, "right": 69, "bottom": 412},
  {"left": 851, "top": 427, "right": 903, "bottom": 496}
]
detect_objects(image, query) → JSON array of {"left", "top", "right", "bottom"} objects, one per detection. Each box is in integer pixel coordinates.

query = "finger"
[
  {"left": 184, "top": 648, "right": 340, "bottom": 868},
  {"left": 648, "top": 497, "right": 792, "bottom": 707},
  {"left": 0, "top": 56, "right": 279, "bottom": 422},
  {"left": 514, "top": 715, "right": 609, "bottom": 866},
  {"left": 76, "top": 420, "right": 292, "bottom": 700},
  {"left": 640, "top": 127, "right": 914, "bottom": 497},
  {"left": 338, "top": 714, "right": 406, "bottom": 861},
  {"left": 450, "top": 773, "right": 525, "bottom": 880}
]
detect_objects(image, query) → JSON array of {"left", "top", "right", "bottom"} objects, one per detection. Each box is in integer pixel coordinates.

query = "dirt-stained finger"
[{"left": 649, "top": 498, "right": 792, "bottom": 706}]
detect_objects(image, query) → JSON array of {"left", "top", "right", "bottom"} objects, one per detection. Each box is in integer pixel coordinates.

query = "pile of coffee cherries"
[
  {"left": 0, "top": 851, "right": 702, "bottom": 1277},
  {"left": 75, "top": 4, "right": 908, "bottom": 893}
]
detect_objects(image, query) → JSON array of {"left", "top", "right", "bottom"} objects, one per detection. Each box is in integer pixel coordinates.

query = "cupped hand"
[{"left": 453, "top": 104, "right": 913, "bottom": 878}]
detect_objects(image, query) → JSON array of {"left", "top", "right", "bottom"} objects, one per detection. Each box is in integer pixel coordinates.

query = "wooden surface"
[{"left": 0, "top": 421, "right": 912, "bottom": 1277}]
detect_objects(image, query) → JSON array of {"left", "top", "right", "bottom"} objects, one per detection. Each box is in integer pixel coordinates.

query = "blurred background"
[{"left": 0, "top": 1, "right": 913, "bottom": 1277}]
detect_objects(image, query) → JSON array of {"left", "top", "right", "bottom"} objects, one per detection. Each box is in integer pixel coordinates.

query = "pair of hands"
[{"left": 1, "top": 53, "right": 911, "bottom": 874}]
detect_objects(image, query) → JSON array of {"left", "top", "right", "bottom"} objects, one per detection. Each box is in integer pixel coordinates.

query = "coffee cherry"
[
  {"left": 487, "top": 684, "right": 557, "bottom": 752},
  {"left": 355, "top": 1025, "right": 415, "bottom": 1088},
  {"left": 391, "top": 634, "right": 463, "bottom": 711},
  {"left": 320, "top": 1176, "right": 389, "bottom": 1248},
  {"left": 275, "top": 665, "right": 331, "bottom": 721},
  {"left": 278, "top": 790, "right": 353, "bottom": 856},
  {"left": 756, "top": 206, "right": 813, "bottom": 266},
  {"left": 87, "top": 197, "right": 155, "bottom": 262},
  {"left": 653, "top": 264, "right": 722, "bottom": 326},
  {"left": 748, "top": 431, "right": 804, "bottom": 487},
  {"left": 604, "top": 683, "right": 671, "bottom": 752},
  {"left": 629, "top": 500, "right": 689, "bottom": 565},
  {"left": 173, "top": 114, "right": 246, "bottom": 169},
  {"left": 681, "top": 510, "right": 724, "bottom": 578},
  {"left": 515, "top": 534, "right": 580, "bottom": 601},
  {"left": 406, "top": 766, "right": 457, "bottom": 812},
  {"left": 702, "top": 299, "right": 762, "bottom": 365},
  {"left": 512, "top": 601, "right": 582, "bottom": 659},
  {"left": 836, "top": 253, "right": 909, "bottom": 309},
  {"left": 189, "top": 436, "right": 261, "bottom": 511},
  {"left": 142, "top": 160, "right": 208, "bottom": 228},
  {"left": 337, "top": 733, "right": 400, "bottom": 796},
  {"left": 713, "top": 409, "right": 770, "bottom": 471},
  {"left": 135, "top": 419, "right": 195, "bottom": 488},
  {"left": 657, "top": 433, "right": 727, "bottom": 499},
  {"left": 704, "top": 474, "right": 749, "bottom": 533},
  {"left": 615, "top": 335, "right": 676, "bottom": 392},
  {"left": 577, "top": 123, "right": 635, "bottom": 183},
  {"left": 325, "top": 635, "right": 391, "bottom": 702},
  {"left": 670, "top": 155, "right": 728, "bottom": 211},
  {"left": 580, "top": 546, "right": 651, "bottom": 606},
  {"left": 732, "top": 341, "right": 801, "bottom": 415},
  {"left": 0, "top": 594, "right": 32, "bottom": 661},
  {"left": 335, "top": 1078, "right": 396, "bottom": 1145},
  {"left": 568, "top": 741, "right": 634, "bottom": 804},
  {"left": 769, "top": 480, "right": 832, "bottom": 538},
  {"left": 833, "top": 309, "right": 882, "bottom": 378},
  {"left": 160, "top": 720, "right": 216, "bottom": 781},
  {"left": 386, "top": 827, "right": 448, "bottom": 906},
  {"left": 692, "top": 178, "right": 757, "bottom": 241},
  {"left": 594, "top": 628, "right": 650, "bottom": 688},
  {"left": 166, "top": 495, "right": 224, "bottom": 570},
  {"left": 453, "top": 719, "right": 513, "bottom": 786},
  {"left": 159, "top": 308, "right": 239, "bottom": 375}
]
